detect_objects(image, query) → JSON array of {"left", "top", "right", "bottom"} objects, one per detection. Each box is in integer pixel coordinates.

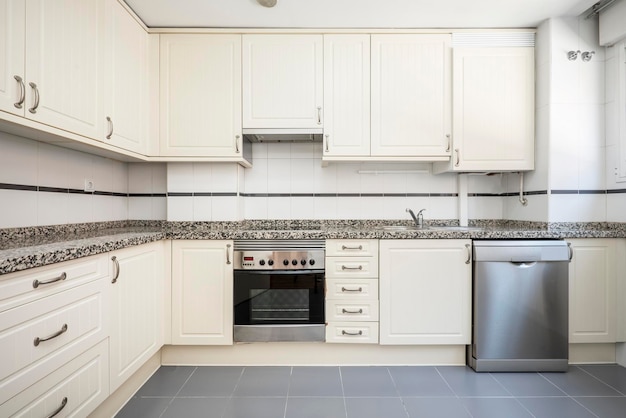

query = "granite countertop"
[{"left": 1, "top": 220, "right": 625, "bottom": 275}]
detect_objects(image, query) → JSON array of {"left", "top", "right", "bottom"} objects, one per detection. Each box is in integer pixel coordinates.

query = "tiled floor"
[{"left": 115, "top": 364, "right": 626, "bottom": 418}]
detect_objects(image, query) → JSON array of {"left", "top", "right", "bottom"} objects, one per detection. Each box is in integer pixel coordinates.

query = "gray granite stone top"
[{"left": 1, "top": 220, "right": 625, "bottom": 275}]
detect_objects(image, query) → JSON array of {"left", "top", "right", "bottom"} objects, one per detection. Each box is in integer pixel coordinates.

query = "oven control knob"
[
  {"left": 292, "top": 259, "right": 298, "bottom": 266},
  {"left": 268, "top": 259, "right": 274, "bottom": 266},
  {"left": 300, "top": 259, "right": 306, "bottom": 266},
  {"left": 259, "top": 260, "right": 265, "bottom": 266},
  {"left": 309, "top": 259, "right": 315, "bottom": 266},
  {"left": 283, "top": 259, "right": 289, "bottom": 266}
]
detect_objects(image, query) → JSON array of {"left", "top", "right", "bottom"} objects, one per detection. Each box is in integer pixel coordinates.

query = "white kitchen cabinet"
[
  {"left": 243, "top": 34, "right": 323, "bottom": 129},
  {"left": 160, "top": 34, "right": 245, "bottom": 159},
  {"left": 103, "top": 0, "right": 151, "bottom": 154},
  {"left": 322, "top": 35, "right": 370, "bottom": 158},
  {"left": 0, "top": 0, "right": 25, "bottom": 116},
  {"left": 379, "top": 239, "right": 471, "bottom": 345},
  {"left": 370, "top": 34, "right": 451, "bottom": 158},
  {"left": 171, "top": 240, "right": 234, "bottom": 345},
  {"left": 109, "top": 242, "right": 165, "bottom": 392},
  {"left": 434, "top": 47, "right": 534, "bottom": 173},
  {"left": 568, "top": 239, "right": 621, "bottom": 344}
]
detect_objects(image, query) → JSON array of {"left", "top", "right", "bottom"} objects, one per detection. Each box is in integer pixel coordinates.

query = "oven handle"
[{"left": 234, "top": 269, "right": 325, "bottom": 275}]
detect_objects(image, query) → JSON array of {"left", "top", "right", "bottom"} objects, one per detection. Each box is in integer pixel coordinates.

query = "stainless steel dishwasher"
[{"left": 469, "top": 240, "right": 571, "bottom": 372}]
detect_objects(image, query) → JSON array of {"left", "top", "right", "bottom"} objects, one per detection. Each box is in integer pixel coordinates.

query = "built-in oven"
[{"left": 233, "top": 240, "right": 325, "bottom": 342}]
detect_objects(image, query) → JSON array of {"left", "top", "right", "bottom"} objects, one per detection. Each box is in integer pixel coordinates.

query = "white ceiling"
[{"left": 123, "top": 0, "right": 599, "bottom": 29}]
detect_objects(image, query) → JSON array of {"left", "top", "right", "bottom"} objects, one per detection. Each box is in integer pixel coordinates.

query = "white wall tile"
[
  {"left": 129, "top": 163, "right": 155, "bottom": 193},
  {"left": 0, "top": 190, "right": 37, "bottom": 228},
  {"left": 111, "top": 160, "right": 128, "bottom": 194},
  {"left": 37, "top": 143, "right": 69, "bottom": 188},
  {"left": 360, "top": 197, "right": 386, "bottom": 219},
  {"left": 266, "top": 143, "right": 291, "bottom": 159},
  {"left": 580, "top": 61, "right": 606, "bottom": 105},
  {"left": 193, "top": 196, "right": 213, "bottom": 221},
  {"left": 37, "top": 192, "right": 68, "bottom": 226},
  {"left": 359, "top": 165, "right": 386, "bottom": 194},
  {"left": 428, "top": 197, "right": 458, "bottom": 219},
  {"left": 469, "top": 197, "right": 503, "bottom": 219},
  {"left": 607, "top": 193, "right": 626, "bottom": 222},
  {"left": 504, "top": 194, "right": 549, "bottom": 222},
  {"left": 405, "top": 196, "right": 431, "bottom": 217},
  {"left": 536, "top": 63, "right": 550, "bottom": 109},
  {"left": 166, "top": 163, "right": 193, "bottom": 193},
  {"left": 290, "top": 143, "right": 316, "bottom": 159},
  {"left": 244, "top": 158, "right": 268, "bottom": 193},
  {"left": 167, "top": 197, "right": 193, "bottom": 221},
  {"left": 67, "top": 194, "right": 93, "bottom": 224},
  {"left": 335, "top": 163, "right": 361, "bottom": 194},
  {"left": 93, "top": 195, "right": 115, "bottom": 222},
  {"left": 428, "top": 173, "right": 457, "bottom": 194},
  {"left": 382, "top": 196, "right": 407, "bottom": 220},
  {"left": 550, "top": 103, "right": 580, "bottom": 189},
  {"left": 129, "top": 197, "right": 152, "bottom": 220},
  {"left": 112, "top": 196, "right": 129, "bottom": 221},
  {"left": 152, "top": 164, "right": 167, "bottom": 194},
  {"left": 336, "top": 197, "right": 363, "bottom": 219},
  {"left": 267, "top": 159, "right": 291, "bottom": 193},
  {"left": 64, "top": 148, "right": 93, "bottom": 190},
  {"left": 535, "top": 19, "right": 551, "bottom": 67},
  {"left": 468, "top": 174, "right": 504, "bottom": 194},
  {"left": 212, "top": 196, "right": 240, "bottom": 221},
  {"left": 267, "top": 197, "right": 291, "bottom": 219},
  {"left": 313, "top": 163, "right": 337, "bottom": 193},
  {"left": 252, "top": 143, "right": 268, "bottom": 159},
  {"left": 210, "top": 163, "right": 239, "bottom": 193},
  {"left": 193, "top": 163, "right": 213, "bottom": 193},
  {"left": 152, "top": 197, "right": 167, "bottom": 220},
  {"left": 313, "top": 197, "right": 337, "bottom": 219},
  {"left": 290, "top": 158, "right": 315, "bottom": 194},
  {"left": 290, "top": 197, "right": 315, "bottom": 219},
  {"left": 0, "top": 133, "right": 38, "bottom": 186},
  {"left": 244, "top": 196, "right": 268, "bottom": 219},
  {"left": 92, "top": 157, "right": 113, "bottom": 193}
]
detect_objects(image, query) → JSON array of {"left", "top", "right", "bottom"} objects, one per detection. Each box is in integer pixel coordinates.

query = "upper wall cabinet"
[
  {"left": 370, "top": 34, "right": 451, "bottom": 158},
  {"left": 103, "top": 0, "right": 151, "bottom": 155},
  {"left": 243, "top": 34, "right": 323, "bottom": 130},
  {"left": 0, "top": 0, "right": 105, "bottom": 140},
  {"left": 160, "top": 34, "right": 248, "bottom": 161},
  {"left": 434, "top": 44, "right": 535, "bottom": 173},
  {"left": 323, "top": 35, "right": 371, "bottom": 158}
]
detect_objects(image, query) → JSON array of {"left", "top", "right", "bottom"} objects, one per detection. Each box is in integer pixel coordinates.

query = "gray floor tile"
[
  {"left": 115, "top": 397, "right": 172, "bottom": 418},
  {"left": 541, "top": 367, "right": 623, "bottom": 396},
  {"left": 579, "top": 364, "right": 626, "bottom": 394},
  {"left": 345, "top": 397, "right": 408, "bottom": 418},
  {"left": 178, "top": 366, "right": 244, "bottom": 396},
  {"left": 388, "top": 366, "right": 455, "bottom": 397},
  {"left": 517, "top": 397, "right": 596, "bottom": 418},
  {"left": 436, "top": 366, "right": 510, "bottom": 397},
  {"left": 285, "top": 397, "right": 347, "bottom": 418},
  {"left": 234, "top": 366, "right": 291, "bottom": 396},
  {"left": 289, "top": 367, "right": 343, "bottom": 396},
  {"left": 136, "top": 366, "right": 196, "bottom": 397},
  {"left": 161, "top": 397, "right": 229, "bottom": 418},
  {"left": 490, "top": 372, "right": 566, "bottom": 396},
  {"left": 223, "top": 397, "right": 288, "bottom": 418},
  {"left": 574, "top": 396, "right": 626, "bottom": 418},
  {"left": 403, "top": 397, "right": 471, "bottom": 418},
  {"left": 340, "top": 366, "right": 398, "bottom": 397},
  {"left": 460, "top": 398, "right": 534, "bottom": 418}
]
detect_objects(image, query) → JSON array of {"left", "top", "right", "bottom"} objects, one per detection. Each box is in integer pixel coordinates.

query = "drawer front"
[
  {"left": 326, "top": 279, "right": 378, "bottom": 300},
  {"left": 326, "top": 322, "right": 379, "bottom": 344},
  {"left": 326, "top": 300, "right": 379, "bottom": 321},
  {"left": 0, "top": 254, "right": 108, "bottom": 313},
  {"left": 325, "top": 257, "right": 378, "bottom": 279},
  {"left": 326, "top": 240, "right": 378, "bottom": 257},
  {"left": 0, "top": 339, "right": 109, "bottom": 418},
  {"left": 0, "top": 279, "right": 107, "bottom": 404}
]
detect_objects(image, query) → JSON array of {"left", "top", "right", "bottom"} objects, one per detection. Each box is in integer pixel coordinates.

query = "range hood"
[{"left": 242, "top": 129, "right": 323, "bottom": 143}]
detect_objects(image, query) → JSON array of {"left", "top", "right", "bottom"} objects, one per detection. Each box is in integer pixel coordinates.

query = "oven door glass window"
[{"left": 234, "top": 272, "right": 325, "bottom": 325}]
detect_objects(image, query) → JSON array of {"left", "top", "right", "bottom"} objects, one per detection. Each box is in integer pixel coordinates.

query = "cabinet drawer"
[
  {"left": 325, "top": 257, "right": 378, "bottom": 279},
  {"left": 0, "top": 339, "right": 109, "bottom": 418},
  {"left": 326, "top": 240, "right": 378, "bottom": 257},
  {"left": 326, "top": 300, "right": 379, "bottom": 321},
  {"left": 326, "top": 322, "right": 379, "bottom": 344},
  {"left": 0, "top": 278, "right": 107, "bottom": 405},
  {"left": 326, "top": 279, "right": 378, "bottom": 300},
  {"left": 0, "top": 254, "right": 108, "bottom": 313}
]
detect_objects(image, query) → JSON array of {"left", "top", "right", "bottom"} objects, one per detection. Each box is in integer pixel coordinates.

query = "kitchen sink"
[
  {"left": 428, "top": 226, "right": 485, "bottom": 231},
  {"left": 377, "top": 225, "right": 426, "bottom": 231}
]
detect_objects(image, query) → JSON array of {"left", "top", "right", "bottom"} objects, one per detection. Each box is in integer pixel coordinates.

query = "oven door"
[{"left": 233, "top": 270, "right": 325, "bottom": 342}]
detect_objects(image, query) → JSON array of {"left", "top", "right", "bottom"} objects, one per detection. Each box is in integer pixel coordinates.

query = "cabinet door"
[
  {"left": 171, "top": 240, "right": 234, "bottom": 345},
  {"left": 243, "top": 34, "right": 323, "bottom": 129},
  {"left": 568, "top": 239, "right": 617, "bottom": 344},
  {"left": 450, "top": 47, "right": 534, "bottom": 171},
  {"left": 371, "top": 34, "right": 451, "bottom": 157},
  {"left": 379, "top": 239, "right": 471, "bottom": 345},
  {"left": 103, "top": 0, "right": 148, "bottom": 154},
  {"left": 24, "top": 0, "right": 104, "bottom": 139},
  {"left": 109, "top": 242, "right": 165, "bottom": 392},
  {"left": 160, "top": 34, "right": 242, "bottom": 156},
  {"left": 323, "top": 35, "right": 370, "bottom": 157},
  {"left": 0, "top": 0, "right": 25, "bottom": 116}
]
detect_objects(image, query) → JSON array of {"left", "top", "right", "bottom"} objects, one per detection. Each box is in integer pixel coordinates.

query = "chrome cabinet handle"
[
  {"left": 28, "top": 82, "right": 40, "bottom": 113},
  {"left": 106, "top": 116, "right": 113, "bottom": 139},
  {"left": 342, "top": 330, "right": 363, "bottom": 336},
  {"left": 341, "top": 265, "right": 363, "bottom": 271},
  {"left": 111, "top": 256, "right": 120, "bottom": 283},
  {"left": 454, "top": 149, "right": 460, "bottom": 167},
  {"left": 341, "top": 245, "right": 362, "bottom": 251},
  {"left": 317, "top": 106, "right": 322, "bottom": 125},
  {"left": 446, "top": 134, "right": 451, "bottom": 152},
  {"left": 567, "top": 242, "right": 573, "bottom": 262},
  {"left": 33, "top": 272, "right": 67, "bottom": 288},
  {"left": 341, "top": 287, "right": 363, "bottom": 292},
  {"left": 235, "top": 135, "right": 240, "bottom": 153},
  {"left": 14, "top": 75, "right": 25, "bottom": 108},
  {"left": 47, "top": 397, "right": 68, "bottom": 418},
  {"left": 226, "top": 244, "right": 232, "bottom": 264},
  {"left": 465, "top": 244, "right": 471, "bottom": 265},
  {"left": 34, "top": 323, "right": 68, "bottom": 346},
  {"left": 342, "top": 308, "right": 363, "bottom": 314},
  {"left": 325, "top": 134, "right": 329, "bottom": 152}
]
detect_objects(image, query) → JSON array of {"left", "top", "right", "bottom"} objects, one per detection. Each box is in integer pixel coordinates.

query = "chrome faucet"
[{"left": 406, "top": 208, "right": 426, "bottom": 228}]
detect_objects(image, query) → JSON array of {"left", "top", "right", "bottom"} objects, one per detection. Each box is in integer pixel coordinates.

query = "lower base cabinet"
[
  {"left": 379, "top": 239, "right": 472, "bottom": 345},
  {"left": 171, "top": 240, "right": 234, "bottom": 345}
]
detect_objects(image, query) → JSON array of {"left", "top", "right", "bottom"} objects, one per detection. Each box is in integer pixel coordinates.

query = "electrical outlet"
[{"left": 84, "top": 179, "right": 95, "bottom": 192}]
